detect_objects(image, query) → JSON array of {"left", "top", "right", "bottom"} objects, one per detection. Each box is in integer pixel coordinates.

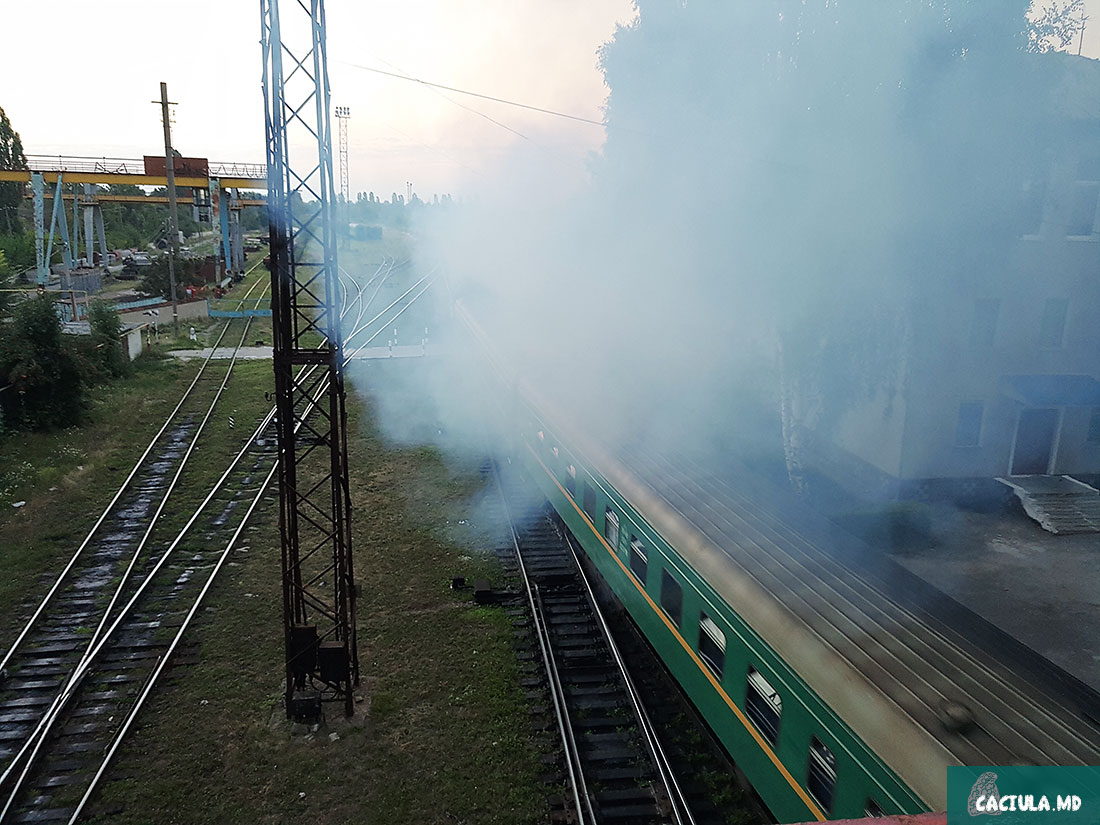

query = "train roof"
[{"left": 519, "top": 379, "right": 1100, "bottom": 809}]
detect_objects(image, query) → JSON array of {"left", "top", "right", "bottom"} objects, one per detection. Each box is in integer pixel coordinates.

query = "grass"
[
  {"left": 75, "top": 379, "right": 546, "bottom": 824},
  {"left": 0, "top": 356, "right": 196, "bottom": 642}
]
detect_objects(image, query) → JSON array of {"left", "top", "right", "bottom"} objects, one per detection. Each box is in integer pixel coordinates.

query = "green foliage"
[
  {"left": 87, "top": 299, "right": 130, "bottom": 379},
  {"left": 0, "top": 231, "right": 37, "bottom": 272},
  {"left": 0, "top": 106, "right": 27, "bottom": 236},
  {"left": 1028, "top": 0, "right": 1088, "bottom": 53},
  {"left": 0, "top": 249, "right": 11, "bottom": 315},
  {"left": 0, "top": 295, "right": 86, "bottom": 430},
  {"left": 139, "top": 254, "right": 204, "bottom": 301}
]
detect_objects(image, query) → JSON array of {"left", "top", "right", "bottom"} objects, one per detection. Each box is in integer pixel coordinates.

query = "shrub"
[{"left": 0, "top": 295, "right": 86, "bottom": 430}]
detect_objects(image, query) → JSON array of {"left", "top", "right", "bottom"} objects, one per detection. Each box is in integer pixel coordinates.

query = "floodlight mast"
[{"left": 260, "top": 0, "right": 358, "bottom": 720}]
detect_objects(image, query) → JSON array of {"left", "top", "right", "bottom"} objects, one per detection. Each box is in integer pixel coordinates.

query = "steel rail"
[
  {"left": 0, "top": 283, "right": 252, "bottom": 677},
  {"left": 345, "top": 269, "right": 431, "bottom": 344},
  {"left": 0, "top": 399, "right": 280, "bottom": 821},
  {"left": 67, "top": 455, "right": 280, "bottom": 824},
  {"left": 344, "top": 279, "right": 435, "bottom": 357},
  {"left": 352, "top": 257, "right": 398, "bottom": 322},
  {"left": 0, "top": 290, "right": 269, "bottom": 801},
  {"left": 562, "top": 531, "right": 697, "bottom": 825},
  {"left": 67, "top": 300, "right": 359, "bottom": 821},
  {"left": 490, "top": 462, "right": 593, "bottom": 825},
  {"left": 0, "top": 258, "right": 267, "bottom": 684},
  {"left": 0, "top": 263, "right": 372, "bottom": 819}
]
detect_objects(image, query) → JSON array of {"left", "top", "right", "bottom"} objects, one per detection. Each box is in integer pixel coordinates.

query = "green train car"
[{"left": 458, "top": 304, "right": 1100, "bottom": 823}]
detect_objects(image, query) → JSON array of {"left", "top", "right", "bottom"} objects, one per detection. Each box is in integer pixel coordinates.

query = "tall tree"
[
  {"left": 593, "top": 1, "right": 1065, "bottom": 492},
  {"left": 0, "top": 106, "right": 27, "bottom": 235}
]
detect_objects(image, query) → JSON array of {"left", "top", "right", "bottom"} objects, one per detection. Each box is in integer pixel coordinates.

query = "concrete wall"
[
  {"left": 124, "top": 328, "right": 143, "bottom": 361},
  {"left": 119, "top": 299, "right": 208, "bottom": 328}
]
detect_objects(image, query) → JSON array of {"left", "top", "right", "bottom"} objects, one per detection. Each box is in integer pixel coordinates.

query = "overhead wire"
[{"left": 337, "top": 60, "right": 608, "bottom": 129}]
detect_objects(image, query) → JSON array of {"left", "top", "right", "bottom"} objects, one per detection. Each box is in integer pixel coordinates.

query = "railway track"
[
  {"left": 0, "top": 272, "right": 276, "bottom": 822},
  {"left": 489, "top": 459, "right": 695, "bottom": 825},
  {"left": 0, "top": 258, "right": 436, "bottom": 823}
]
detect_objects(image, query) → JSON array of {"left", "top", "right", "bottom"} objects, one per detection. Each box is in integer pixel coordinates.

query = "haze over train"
[{"left": 363, "top": 1, "right": 1099, "bottom": 510}]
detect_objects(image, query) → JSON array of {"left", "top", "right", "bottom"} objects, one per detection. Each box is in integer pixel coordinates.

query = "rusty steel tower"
[{"left": 260, "top": 0, "right": 358, "bottom": 719}]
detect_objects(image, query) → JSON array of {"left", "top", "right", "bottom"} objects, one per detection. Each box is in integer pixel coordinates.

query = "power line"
[{"left": 338, "top": 60, "right": 608, "bottom": 128}]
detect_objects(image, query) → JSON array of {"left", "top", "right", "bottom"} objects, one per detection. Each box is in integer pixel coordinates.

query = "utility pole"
[{"left": 156, "top": 82, "right": 181, "bottom": 337}]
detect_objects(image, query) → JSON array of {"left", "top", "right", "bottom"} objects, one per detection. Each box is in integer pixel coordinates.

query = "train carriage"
[{"left": 458, "top": 302, "right": 1100, "bottom": 822}]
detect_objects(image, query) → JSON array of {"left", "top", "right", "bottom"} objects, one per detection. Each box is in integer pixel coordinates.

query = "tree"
[
  {"left": 0, "top": 295, "right": 85, "bottom": 430},
  {"left": 139, "top": 254, "right": 204, "bottom": 301},
  {"left": 87, "top": 299, "right": 130, "bottom": 378},
  {"left": 591, "top": 1, "right": 1061, "bottom": 493},
  {"left": 0, "top": 249, "right": 11, "bottom": 314},
  {"left": 1028, "top": 0, "right": 1088, "bottom": 53},
  {"left": 0, "top": 106, "right": 27, "bottom": 236}
]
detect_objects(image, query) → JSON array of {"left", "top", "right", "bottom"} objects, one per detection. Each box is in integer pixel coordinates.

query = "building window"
[
  {"left": 604, "top": 507, "right": 619, "bottom": 548},
  {"left": 565, "top": 465, "right": 576, "bottom": 497},
  {"left": 1089, "top": 409, "right": 1100, "bottom": 444},
  {"left": 955, "top": 402, "right": 983, "bottom": 447},
  {"left": 745, "top": 666, "right": 782, "bottom": 746},
  {"left": 969, "top": 299, "right": 999, "bottom": 349},
  {"left": 583, "top": 483, "right": 596, "bottom": 519},
  {"left": 629, "top": 536, "right": 647, "bottom": 584},
  {"left": 1067, "top": 156, "right": 1100, "bottom": 237},
  {"left": 808, "top": 736, "right": 838, "bottom": 814},
  {"left": 698, "top": 612, "right": 726, "bottom": 679},
  {"left": 1039, "top": 298, "right": 1068, "bottom": 348},
  {"left": 660, "top": 570, "right": 682, "bottom": 628},
  {"left": 1019, "top": 173, "right": 1048, "bottom": 236}
]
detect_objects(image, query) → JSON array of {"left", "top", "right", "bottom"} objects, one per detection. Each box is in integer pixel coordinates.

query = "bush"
[
  {"left": 139, "top": 254, "right": 204, "bottom": 301},
  {"left": 87, "top": 299, "right": 130, "bottom": 378},
  {"left": 0, "top": 295, "right": 86, "bottom": 430}
]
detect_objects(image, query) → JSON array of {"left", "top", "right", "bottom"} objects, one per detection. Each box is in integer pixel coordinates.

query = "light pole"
[
  {"left": 155, "top": 82, "right": 181, "bottom": 337},
  {"left": 335, "top": 106, "right": 351, "bottom": 243}
]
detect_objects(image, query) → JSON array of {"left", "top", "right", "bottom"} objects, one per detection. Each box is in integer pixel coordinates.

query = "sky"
[
  {"left": 2, "top": 1, "right": 1097, "bottom": 200},
  {"left": 1, "top": 0, "right": 636, "bottom": 200}
]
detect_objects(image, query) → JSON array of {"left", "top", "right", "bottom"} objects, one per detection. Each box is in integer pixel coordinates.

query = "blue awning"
[{"left": 1004, "top": 374, "right": 1100, "bottom": 406}]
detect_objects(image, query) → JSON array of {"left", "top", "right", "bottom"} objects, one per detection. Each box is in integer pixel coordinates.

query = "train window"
[
  {"left": 660, "top": 570, "right": 682, "bottom": 628},
  {"left": 629, "top": 537, "right": 648, "bottom": 584},
  {"left": 583, "top": 483, "right": 596, "bottom": 518},
  {"left": 698, "top": 613, "right": 726, "bottom": 679},
  {"left": 604, "top": 508, "right": 619, "bottom": 548},
  {"left": 864, "top": 798, "right": 887, "bottom": 818},
  {"left": 745, "top": 666, "right": 782, "bottom": 746},
  {"left": 565, "top": 465, "right": 576, "bottom": 497},
  {"left": 807, "top": 736, "right": 837, "bottom": 814}
]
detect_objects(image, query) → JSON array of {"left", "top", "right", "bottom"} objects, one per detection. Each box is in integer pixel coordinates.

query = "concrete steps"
[{"left": 996, "top": 475, "right": 1100, "bottom": 534}]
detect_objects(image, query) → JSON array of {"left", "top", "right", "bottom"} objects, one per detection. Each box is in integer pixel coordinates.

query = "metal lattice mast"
[
  {"left": 260, "top": 0, "right": 358, "bottom": 719},
  {"left": 335, "top": 106, "right": 350, "bottom": 208}
]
